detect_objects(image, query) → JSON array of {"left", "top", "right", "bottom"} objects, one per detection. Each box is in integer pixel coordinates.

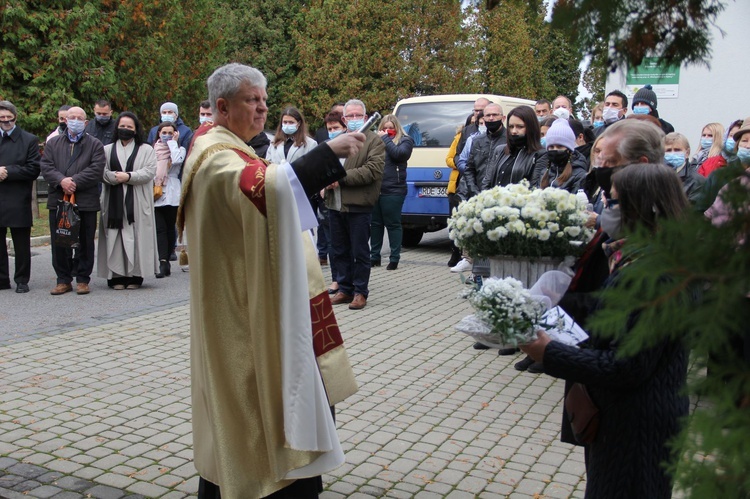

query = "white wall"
[{"left": 606, "top": 0, "right": 750, "bottom": 150}]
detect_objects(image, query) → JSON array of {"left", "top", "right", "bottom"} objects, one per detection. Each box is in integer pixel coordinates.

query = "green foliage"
[{"left": 588, "top": 182, "right": 750, "bottom": 497}]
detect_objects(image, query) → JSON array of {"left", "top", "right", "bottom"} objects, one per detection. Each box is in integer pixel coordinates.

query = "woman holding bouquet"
[{"left": 521, "top": 164, "right": 690, "bottom": 499}]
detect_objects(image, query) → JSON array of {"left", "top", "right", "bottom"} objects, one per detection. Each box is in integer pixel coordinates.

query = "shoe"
[
  {"left": 447, "top": 253, "right": 462, "bottom": 267},
  {"left": 498, "top": 347, "right": 520, "bottom": 356},
  {"left": 126, "top": 284, "right": 141, "bottom": 290},
  {"left": 318, "top": 257, "right": 328, "bottom": 266},
  {"left": 473, "top": 342, "right": 490, "bottom": 350},
  {"left": 50, "top": 283, "right": 73, "bottom": 295},
  {"left": 386, "top": 262, "right": 398, "bottom": 270},
  {"left": 349, "top": 293, "right": 367, "bottom": 310},
  {"left": 181, "top": 265, "right": 189, "bottom": 272},
  {"left": 113, "top": 284, "right": 125, "bottom": 290},
  {"left": 169, "top": 251, "right": 178, "bottom": 261},
  {"left": 450, "top": 258, "right": 472, "bottom": 273},
  {"left": 16, "top": 283, "right": 30, "bottom": 293},
  {"left": 159, "top": 260, "right": 171, "bottom": 277},
  {"left": 371, "top": 260, "right": 381, "bottom": 267},
  {"left": 527, "top": 362, "right": 545, "bottom": 374},
  {"left": 76, "top": 283, "right": 90, "bottom": 295},
  {"left": 514, "top": 355, "right": 535, "bottom": 371},
  {"left": 330, "top": 291, "right": 354, "bottom": 305},
  {"left": 327, "top": 287, "right": 339, "bottom": 295}
]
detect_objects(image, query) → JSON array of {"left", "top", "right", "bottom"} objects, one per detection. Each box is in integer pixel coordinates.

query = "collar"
[
  {"left": 66, "top": 130, "right": 84, "bottom": 143},
  {"left": 1, "top": 126, "right": 16, "bottom": 138}
]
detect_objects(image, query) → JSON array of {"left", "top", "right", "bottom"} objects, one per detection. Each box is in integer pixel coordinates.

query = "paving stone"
[
  {"left": 0, "top": 473, "right": 26, "bottom": 488},
  {"left": 0, "top": 456, "right": 20, "bottom": 470},
  {"left": 50, "top": 492, "right": 85, "bottom": 499},
  {"left": 7, "top": 462, "right": 47, "bottom": 479},
  {"left": 53, "top": 476, "right": 95, "bottom": 492},
  {"left": 84, "top": 484, "right": 126, "bottom": 499}
]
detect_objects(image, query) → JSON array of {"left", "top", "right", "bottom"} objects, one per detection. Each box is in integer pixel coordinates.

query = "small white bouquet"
[{"left": 456, "top": 277, "right": 548, "bottom": 348}]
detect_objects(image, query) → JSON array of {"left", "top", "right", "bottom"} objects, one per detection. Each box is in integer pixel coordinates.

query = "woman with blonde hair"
[
  {"left": 370, "top": 114, "right": 414, "bottom": 270},
  {"left": 664, "top": 132, "right": 705, "bottom": 203},
  {"left": 691, "top": 122, "right": 725, "bottom": 171}
]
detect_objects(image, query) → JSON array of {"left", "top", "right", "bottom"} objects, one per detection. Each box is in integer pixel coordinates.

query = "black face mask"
[
  {"left": 118, "top": 128, "right": 136, "bottom": 141},
  {"left": 485, "top": 120, "right": 503, "bottom": 134},
  {"left": 547, "top": 149, "right": 571, "bottom": 168},
  {"left": 594, "top": 166, "right": 617, "bottom": 197},
  {"left": 58, "top": 122, "right": 67, "bottom": 132},
  {"left": 508, "top": 134, "right": 526, "bottom": 151}
]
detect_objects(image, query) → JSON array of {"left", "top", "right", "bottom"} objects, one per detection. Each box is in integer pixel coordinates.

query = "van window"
[{"left": 395, "top": 101, "right": 472, "bottom": 148}]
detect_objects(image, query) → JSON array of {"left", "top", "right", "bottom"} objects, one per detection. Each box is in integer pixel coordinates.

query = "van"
[{"left": 393, "top": 94, "right": 535, "bottom": 246}]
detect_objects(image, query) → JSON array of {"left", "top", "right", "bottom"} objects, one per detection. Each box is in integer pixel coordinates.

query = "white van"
[{"left": 392, "top": 94, "right": 535, "bottom": 246}]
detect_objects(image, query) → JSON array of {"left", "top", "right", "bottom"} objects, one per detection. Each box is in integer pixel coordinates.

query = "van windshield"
[{"left": 395, "top": 101, "right": 473, "bottom": 148}]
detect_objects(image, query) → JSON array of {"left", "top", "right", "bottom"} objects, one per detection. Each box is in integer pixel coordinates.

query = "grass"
[{"left": 31, "top": 203, "right": 50, "bottom": 238}]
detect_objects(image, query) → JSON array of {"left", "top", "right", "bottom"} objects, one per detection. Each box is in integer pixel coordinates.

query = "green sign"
[{"left": 626, "top": 57, "right": 680, "bottom": 99}]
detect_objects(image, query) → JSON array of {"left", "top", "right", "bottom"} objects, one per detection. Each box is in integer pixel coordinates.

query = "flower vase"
[{"left": 488, "top": 256, "right": 562, "bottom": 289}]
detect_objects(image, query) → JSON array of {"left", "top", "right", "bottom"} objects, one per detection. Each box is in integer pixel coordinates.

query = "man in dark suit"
[{"left": 0, "top": 101, "right": 41, "bottom": 293}]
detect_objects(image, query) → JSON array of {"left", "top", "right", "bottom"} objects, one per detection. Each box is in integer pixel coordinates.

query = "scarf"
[
  {"left": 153, "top": 140, "right": 171, "bottom": 186},
  {"left": 107, "top": 141, "right": 140, "bottom": 229}
]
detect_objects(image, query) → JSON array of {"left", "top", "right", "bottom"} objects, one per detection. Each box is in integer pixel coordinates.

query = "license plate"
[{"left": 419, "top": 186, "right": 447, "bottom": 197}]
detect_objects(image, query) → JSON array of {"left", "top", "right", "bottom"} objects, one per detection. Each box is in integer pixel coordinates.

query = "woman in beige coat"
[{"left": 98, "top": 112, "right": 159, "bottom": 289}]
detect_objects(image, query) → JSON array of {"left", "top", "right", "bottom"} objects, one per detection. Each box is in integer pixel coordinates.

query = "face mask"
[
  {"left": 553, "top": 108, "right": 570, "bottom": 121},
  {"left": 199, "top": 116, "right": 211, "bottom": 124},
  {"left": 540, "top": 137, "right": 547, "bottom": 148},
  {"left": 346, "top": 119, "right": 364, "bottom": 132},
  {"left": 282, "top": 124, "right": 298, "bottom": 135},
  {"left": 118, "top": 128, "right": 136, "bottom": 141},
  {"left": 603, "top": 106, "right": 620, "bottom": 124},
  {"left": 537, "top": 115, "right": 545, "bottom": 123},
  {"left": 478, "top": 125, "right": 487, "bottom": 134},
  {"left": 593, "top": 120, "right": 604, "bottom": 129},
  {"left": 95, "top": 115, "right": 111, "bottom": 125},
  {"left": 385, "top": 129, "right": 397, "bottom": 138},
  {"left": 737, "top": 147, "right": 750, "bottom": 164},
  {"left": 724, "top": 137, "right": 736, "bottom": 153},
  {"left": 328, "top": 130, "right": 344, "bottom": 140},
  {"left": 485, "top": 120, "right": 503, "bottom": 134},
  {"left": 66, "top": 119, "right": 85, "bottom": 136},
  {"left": 161, "top": 114, "right": 176, "bottom": 123},
  {"left": 600, "top": 205, "right": 622, "bottom": 239},
  {"left": 632, "top": 106, "right": 650, "bottom": 115},
  {"left": 508, "top": 134, "right": 527, "bottom": 150},
  {"left": 700, "top": 138, "right": 713, "bottom": 150},
  {"left": 161, "top": 134, "right": 174, "bottom": 143},
  {"left": 664, "top": 153, "right": 686, "bottom": 169},
  {"left": 58, "top": 122, "right": 68, "bottom": 133},
  {"left": 594, "top": 166, "right": 616, "bottom": 195},
  {"left": 547, "top": 149, "right": 571, "bottom": 167}
]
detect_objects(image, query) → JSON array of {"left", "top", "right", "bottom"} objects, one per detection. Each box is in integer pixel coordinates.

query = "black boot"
[{"left": 160, "top": 260, "right": 171, "bottom": 277}]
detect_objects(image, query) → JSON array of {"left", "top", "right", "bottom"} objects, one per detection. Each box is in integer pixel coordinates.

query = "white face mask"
[
  {"left": 553, "top": 108, "right": 570, "bottom": 121},
  {"left": 603, "top": 107, "right": 620, "bottom": 124}
]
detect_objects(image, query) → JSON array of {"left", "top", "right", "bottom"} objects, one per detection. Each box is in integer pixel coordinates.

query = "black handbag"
[
  {"left": 54, "top": 194, "right": 81, "bottom": 248},
  {"left": 565, "top": 382, "right": 600, "bottom": 444}
]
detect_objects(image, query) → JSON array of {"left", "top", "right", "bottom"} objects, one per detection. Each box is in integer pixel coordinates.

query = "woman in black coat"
[{"left": 522, "top": 164, "right": 690, "bottom": 499}]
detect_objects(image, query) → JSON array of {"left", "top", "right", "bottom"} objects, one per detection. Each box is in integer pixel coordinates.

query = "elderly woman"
[
  {"left": 522, "top": 164, "right": 690, "bottom": 499},
  {"left": 98, "top": 112, "right": 159, "bottom": 289}
]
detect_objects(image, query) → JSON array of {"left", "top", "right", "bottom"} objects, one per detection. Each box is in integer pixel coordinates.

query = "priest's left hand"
[{"left": 519, "top": 330, "right": 552, "bottom": 363}]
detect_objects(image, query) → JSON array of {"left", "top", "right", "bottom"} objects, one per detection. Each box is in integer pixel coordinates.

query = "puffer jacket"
[
  {"left": 463, "top": 126, "right": 506, "bottom": 197},
  {"left": 380, "top": 134, "right": 413, "bottom": 196},
  {"left": 537, "top": 150, "right": 589, "bottom": 193}
]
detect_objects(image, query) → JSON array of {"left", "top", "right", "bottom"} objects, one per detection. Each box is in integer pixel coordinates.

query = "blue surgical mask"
[
  {"left": 161, "top": 114, "right": 176, "bottom": 123},
  {"left": 478, "top": 125, "right": 487, "bottom": 134},
  {"left": 328, "top": 130, "right": 344, "bottom": 140},
  {"left": 724, "top": 137, "right": 736, "bottom": 153},
  {"left": 632, "top": 106, "right": 650, "bottom": 115},
  {"left": 593, "top": 120, "right": 604, "bottom": 129},
  {"left": 700, "top": 138, "right": 713, "bottom": 150},
  {"left": 737, "top": 147, "right": 750, "bottom": 164},
  {"left": 67, "top": 119, "right": 85, "bottom": 136},
  {"left": 540, "top": 137, "right": 547, "bottom": 148},
  {"left": 282, "top": 124, "right": 298, "bottom": 135},
  {"left": 199, "top": 116, "right": 211, "bottom": 124},
  {"left": 347, "top": 119, "right": 365, "bottom": 132},
  {"left": 664, "top": 153, "right": 686, "bottom": 169},
  {"left": 161, "top": 134, "right": 173, "bottom": 143}
]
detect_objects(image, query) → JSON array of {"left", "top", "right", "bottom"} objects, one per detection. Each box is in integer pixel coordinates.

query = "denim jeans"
[
  {"left": 329, "top": 210, "right": 371, "bottom": 297},
  {"left": 370, "top": 195, "right": 405, "bottom": 263}
]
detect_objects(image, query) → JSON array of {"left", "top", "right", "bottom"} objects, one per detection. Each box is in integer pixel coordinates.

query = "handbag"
[
  {"left": 565, "top": 382, "right": 600, "bottom": 444},
  {"left": 55, "top": 193, "right": 81, "bottom": 248},
  {"left": 153, "top": 184, "right": 163, "bottom": 200}
]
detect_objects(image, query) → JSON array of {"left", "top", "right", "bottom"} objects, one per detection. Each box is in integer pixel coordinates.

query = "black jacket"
[
  {"left": 483, "top": 145, "right": 547, "bottom": 190},
  {"left": 84, "top": 118, "right": 117, "bottom": 146},
  {"left": 677, "top": 163, "right": 706, "bottom": 204},
  {"left": 0, "top": 127, "right": 41, "bottom": 227},
  {"left": 379, "top": 134, "right": 413, "bottom": 196},
  {"left": 462, "top": 126, "right": 506, "bottom": 197},
  {"left": 535, "top": 150, "right": 588, "bottom": 193},
  {"left": 40, "top": 133, "right": 106, "bottom": 212}
]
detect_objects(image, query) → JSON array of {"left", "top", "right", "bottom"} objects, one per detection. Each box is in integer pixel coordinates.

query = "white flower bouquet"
[
  {"left": 448, "top": 181, "right": 594, "bottom": 258},
  {"left": 456, "top": 277, "right": 548, "bottom": 348}
]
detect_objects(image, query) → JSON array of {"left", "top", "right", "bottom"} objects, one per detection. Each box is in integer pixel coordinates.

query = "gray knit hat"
[
  {"left": 544, "top": 118, "right": 577, "bottom": 151},
  {"left": 160, "top": 102, "right": 179, "bottom": 116},
  {"left": 632, "top": 84, "right": 657, "bottom": 111}
]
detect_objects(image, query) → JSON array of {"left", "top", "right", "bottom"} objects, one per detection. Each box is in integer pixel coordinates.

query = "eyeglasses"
[{"left": 344, "top": 114, "right": 364, "bottom": 119}]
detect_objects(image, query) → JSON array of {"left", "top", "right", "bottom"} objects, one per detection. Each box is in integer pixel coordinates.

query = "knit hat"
[
  {"left": 632, "top": 84, "right": 657, "bottom": 111},
  {"left": 160, "top": 102, "right": 179, "bottom": 116},
  {"left": 733, "top": 117, "right": 750, "bottom": 142},
  {"left": 544, "top": 118, "right": 577, "bottom": 151}
]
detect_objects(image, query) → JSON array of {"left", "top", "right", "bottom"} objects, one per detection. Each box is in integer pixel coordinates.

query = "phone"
[{"left": 356, "top": 112, "right": 381, "bottom": 133}]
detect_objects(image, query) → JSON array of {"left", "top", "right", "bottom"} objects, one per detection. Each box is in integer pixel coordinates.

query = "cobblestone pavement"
[{"left": 0, "top": 232, "right": 586, "bottom": 498}]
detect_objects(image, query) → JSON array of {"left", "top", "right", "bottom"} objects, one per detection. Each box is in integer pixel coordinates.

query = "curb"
[{"left": 5, "top": 236, "right": 51, "bottom": 252}]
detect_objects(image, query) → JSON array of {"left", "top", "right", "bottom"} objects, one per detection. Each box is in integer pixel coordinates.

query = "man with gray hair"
[
  {"left": 326, "top": 98, "right": 385, "bottom": 310},
  {"left": 0, "top": 100, "right": 41, "bottom": 293},
  {"left": 178, "top": 62, "right": 364, "bottom": 498}
]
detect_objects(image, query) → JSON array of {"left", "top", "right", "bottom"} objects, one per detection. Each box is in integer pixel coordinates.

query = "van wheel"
[{"left": 402, "top": 229, "right": 424, "bottom": 248}]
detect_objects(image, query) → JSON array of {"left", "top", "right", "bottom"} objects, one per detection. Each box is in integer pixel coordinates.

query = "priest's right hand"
[{"left": 328, "top": 132, "right": 365, "bottom": 158}]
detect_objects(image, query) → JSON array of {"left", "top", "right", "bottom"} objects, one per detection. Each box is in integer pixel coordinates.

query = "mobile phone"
[{"left": 356, "top": 112, "right": 381, "bottom": 133}]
